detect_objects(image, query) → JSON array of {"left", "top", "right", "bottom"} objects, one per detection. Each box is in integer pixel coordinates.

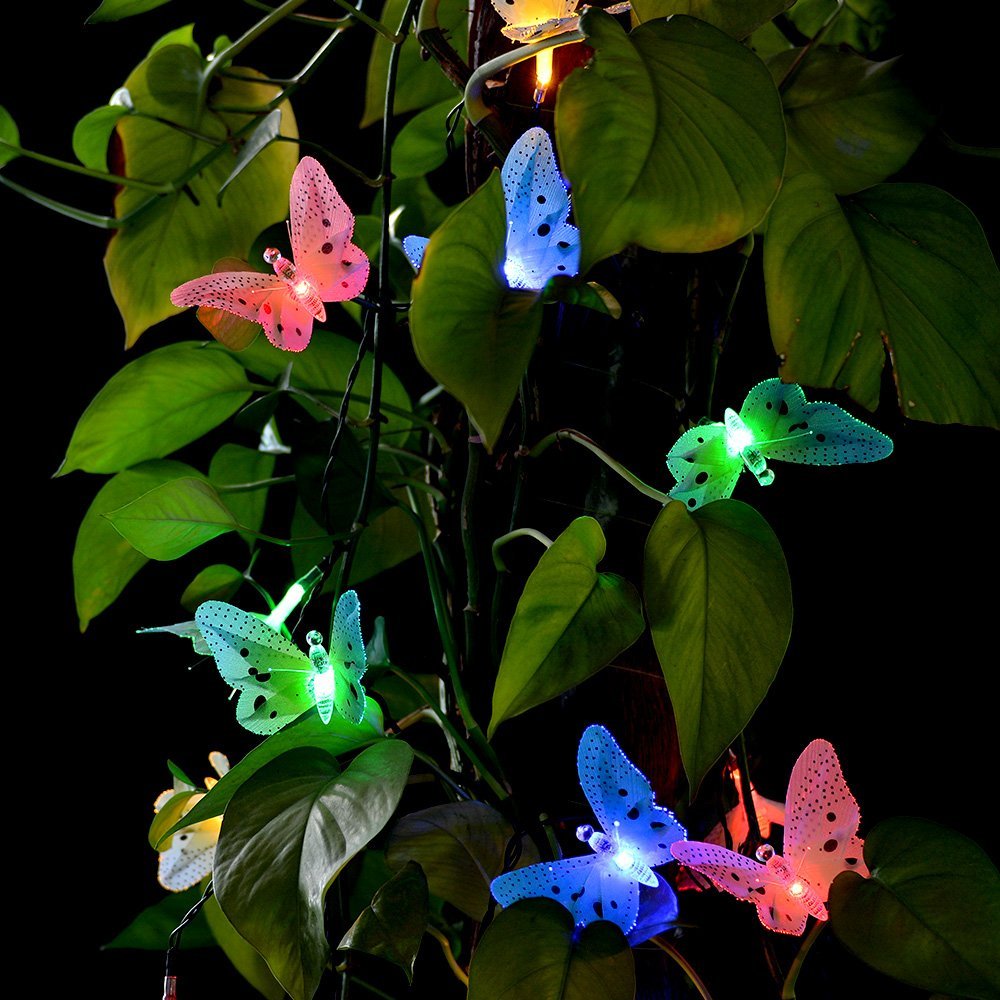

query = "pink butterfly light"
[
  {"left": 672, "top": 739, "right": 869, "bottom": 935},
  {"left": 170, "top": 156, "right": 369, "bottom": 352}
]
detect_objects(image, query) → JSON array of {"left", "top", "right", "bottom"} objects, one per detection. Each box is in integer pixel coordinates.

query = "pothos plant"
[{"left": 3, "top": 0, "right": 998, "bottom": 998}]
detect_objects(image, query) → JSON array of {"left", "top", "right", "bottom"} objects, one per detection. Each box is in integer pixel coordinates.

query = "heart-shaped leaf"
[
  {"left": 631, "top": 0, "right": 794, "bottom": 38},
  {"left": 180, "top": 564, "right": 244, "bottom": 611},
  {"left": 209, "top": 442, "right": 275, "bottom": 545},
  {"left": 72, "top": 104, "right": 130, "bottom": 170},
  {"left": 203, "top": 895, "right": 285, "bottom": 1000}
]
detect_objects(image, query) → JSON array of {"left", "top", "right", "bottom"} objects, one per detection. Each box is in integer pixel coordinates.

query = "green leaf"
[
  {"left": 180, "top": 563, "right": 244, "bottom": 611},
  {"left": 106, "top": 44, "right": 298, "bottom": 345},
  {"left": 556, "top": 12, "right": 785, "bottom": 269},
  {"left": 104, "top": 886, "right": 214, "bottom": 949},
  {"left": 203, "top": 895, "right": 286, "bottom": 1000},
  {"left": 74, "top": 460, "right": 203, "bottom": 630},
  {"left": 338, "top": 861, "right": 429, "bottom": 982},
  {"left": 410, "top": 171, "right": 543, "bottom": 449},
  {"left": 361, "top": 0, "right": 467, "bottom": 126},
  {"left": 104, "top": 477, "right": 239, "bottom": 560},
  {"left": 468, "top": 898, "right": 635, "bottom": 1000},
  {"left": 787, "top": 0, "right": 895, "bottom": 53},
  {"left": 209, "top": 442, "right": 275, "bottom": 545},
  {"left": 764, "top": 175, "right": 1000, "bottom": 426},
  {"left": 392, "top": 100, "right": 462, "bottom": 179},
  {"left": 631, "top": 0, "right": 794, "bottom": 38},
  {"left": 773, "top": 48, "right": 930, "bottom": 194},
  {"left": 60, "top": 342, "right": 253, "bottom": 476},
  {"left": 830, "top": 818, "right": 1000, "bottom": 1000},
  {"left": 156, "top": 707, "right": 385, "bottom": 845},
  {"left": 88, "top": 0, "right": 173, "bottom": 21},
  {"left": 214, "top": 743, "right": 414, "bottom": 1000},
  {"left": 218, "top": 107, "right": 285, "bottom": 200},
  {"left": 542, "top": 276, "right": 622, "bottom": 318},
  {"left": 643, "top": 500, "right": 792, "bottom": 794},
  {"left": 148, "top": 788, "right": 200, "bottom": 849},
  {"left": 72, "top": 105, "right": 130, "bottom": 170},
  {"left": 490, "top": 517, "right": 644, "bottom": 738},
  {"left": 148, "top": 23, "right": 200, "bottom": 55},
  {"left": 386, "top": 801, "right": 540, "bottom": 920},
  {"left": 0, "top": 105, "right": 20, "bottom": 169}
]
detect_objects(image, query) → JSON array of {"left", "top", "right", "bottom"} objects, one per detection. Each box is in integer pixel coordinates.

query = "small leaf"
[
  {"left": 392, "top": 100, "right": 462, "bottom": 180},
  {"left": 490, "top": 517, "right": 645, "bottom": 738},
  {"left": 59, "top": 342, "right": 253, "bottom": 476},
  {"left": 556, "top": 12, "right": 785, "bottom": 269},
  {"left": 410, "top": 171, "right": 543, "bottom": 449},
  {"left": 830, "top": 818, "right": 1000, "bottom": 1000},
  {"left": 104, "top": 886, "right": 214, "bottom": 949},
  {"left": 787, "top": 0, "right": 895, "bottom": 53},
  {"left": 147, "top": 23, "right": 199, "bottom": 55},
  {"left": 209, "top": 442, "right": 276, "bottom": 545},
  {"left": 72, "top": 105, "right": 130, "bottom": 170},
  {"left": 631, "top": 0, "right": 794, "bottom": 38},
  {"left": 74, "top": 460, "right": 203, "bottom": 630},
  {"left": 203, "top": 895, "right": 285, "bottom": 1000},
  {"left": 156, "top": 707, "right": 385, "bottom": 845},
  {"left": 218, "top": 108, "right": 285, "bottom": 200},
  {"left": 148, "top": 789, "right": 200, "bottom": 849},
  {"left": 643, "top": 500, "right": 792, "bottom": 794},
  {"left": 180, "top": 564, "right": 244, "bottom": 611},
  {"left": 214, "top": 743, "right": 414, "bottom": 1000},
  {"left": 338, "top": 861, "right": 429, "bottom": 982},
  {"left": 104, "top": 477, "right": 239, "bottom": 560},
  {"left": 88, "top": 0, "right": 174, "bottom": 21},
  {"left": 0, "top": 105, "right": 20, "bottom": 168},
  {"left": 386, "top": 801, "right": 540, "bottom": 920},
  {"left": 542, "top": 276, "right": 622, "bottom": 318},
  {"left": 468, "top": 898, "right": 635, "bottom": 1000},
  {"left": 764, "top": 175, "right": 1000, "bottom": 426}
]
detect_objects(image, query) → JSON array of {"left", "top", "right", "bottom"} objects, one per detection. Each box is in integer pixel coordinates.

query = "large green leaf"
[
  {"left": 104, "top": 477, "right": 239, "bottom": 560},
  {"left": 765, "top": 175, "right": 1000, "bottom": 426},
  {"left": 59, "top": 342, "right": 253, "bottom": 475},
  {"left": 631, "top": 0, "right": 793, "bottom": 38},
  {"left": 773, "top": 48, "right": 930, "bottom": 194},
  {"left": 830, "top": 818, "right": 1000, "bottom": 1000},
  {"left": 0, "top": 105, "right": 21, "bottom": 168},
  {"left": 361, "top": 0, "right": 467, "bottom": 126},
  {"left": 392, "top": 100, "right": 462, "bottom": 180},
  {"left": 490, "top": 517, "right": 644, "bottom": 738},
  {"left": 203, "top": 895, "right": 285, "bottom": 1000},
  {"left": 156, "top": 707, "right": 385, "bottom": 845},
  {"left": 74, "top": 459, "right": 203, "bottom": 630},
  {"left": 214, "top": 743, "right": 413, "bottom": 1000},
  {"left": 209, "top": 443, "right": 275, "bottom": 546},
  {"left": 467, "top": 898, "right": 635, "bottom": 1000},
  {"left": 386, "top": 801, "right": 539, "bottom": 920},
  {"left": 643, "top": 500, "right": 792, "bottom": 794},
  {"left": 88, "top": 0, "right": 173, "bottom": 20},
  {"left": 338, "top": 861, "right": 429, "bottom": 982},
  {"left": 104, "top": 886, "right": 214, "bottom": 949},
  {"left": 410, "top": 171, "right": 543, "bottom": 449},
  {"left": 556, "top": 12, "right": 785, "bottom": 269},
  {"left": 107, "top": 44, "right": 298, "bottom": 345}
]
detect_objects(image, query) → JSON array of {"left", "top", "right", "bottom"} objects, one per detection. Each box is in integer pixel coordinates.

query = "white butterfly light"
[
  {"left": 403, "top": 127, "right": 580, "bottom": 292},
  {"left": 490, "top": 725, "right": 686, "bottom": 935}
]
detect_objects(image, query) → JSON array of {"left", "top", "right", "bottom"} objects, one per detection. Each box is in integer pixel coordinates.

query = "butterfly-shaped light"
[
  {"left": 672, "top": 739, "right": 870, "bottom": 936},
  {"left": 704, "top": 764, "right": 785, "bottom": 853},
  {"left": 404, "top": 128, "right": 579, "bottom": 293},
  {"left": 490, "top": 725, "right": 686, "bottom": 935},
  {"left": 153, "top": 751, "right": 230, "bottom": 892},
  {"left": 666, "top": 378, "right": 893, "bottom": 510},
  {"left": 170, "top": 156, "right": 369, "bottom": 353},
  {"left": 195, "top": 590, "right": 368, "bottom": 735}
]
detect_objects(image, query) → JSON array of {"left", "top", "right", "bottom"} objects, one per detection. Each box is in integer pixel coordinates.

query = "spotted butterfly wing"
[
  {"left": 257, "top": 291, "right": 317, "bottom": 353},
  {"left": 665, "top": 422, "right": 742, "bottom": 509},
  {"left": 194, "top": 601, "right": 314, "bottom": 735},
  {"left": 329, "top": 589, "right": 368, "bottom": 725},
  {"left": 740, "top": 379, "right": 893, "bottom": 466},
  {"left": 402, "top": 235, "right": 429, "bottom": 273},
  {"left": 289, "top": 155, "right": 370, "bottom": 301},
  {"left": 577, "top": 725, "right": 685, "bottom": 868},
  {"left": 501, "top": 127, "right": 580, "bottom": 291},
  {"left": 783, "top": 739, "right": 869, "bottom": 895},
  {"left": 490, "top": 0, "right": 577, "bottom": 38},
  {"left": 194, "top": 258, "right": 266, "bottom": 350},
  {"left": 171, "top": 269, "right": 285, "bottom": 331},
  {"left": 491, "top": 854, "right": 608, "bottom": 926}
]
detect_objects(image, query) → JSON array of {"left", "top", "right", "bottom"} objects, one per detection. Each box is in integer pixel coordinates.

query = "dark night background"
[{"left": 4, "top": 2, "right": 997, "bottom": 998}]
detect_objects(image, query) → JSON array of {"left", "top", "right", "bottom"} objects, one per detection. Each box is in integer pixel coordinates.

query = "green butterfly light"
[{"left": 666, "top": 379, "right": 893, "bottom": 509}]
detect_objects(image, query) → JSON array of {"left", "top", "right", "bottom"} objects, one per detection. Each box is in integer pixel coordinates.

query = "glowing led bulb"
[
  {"left": 788, "top": 881, "right": 806, "bottom": 898},
  {"left": 534, "top": 47, "right": 554, "bottom": 105},
  {"left": 294, "top": 280, "right": 311, "bottom": 296},
  {"left": 724, "top": 409, "right": 755, "bottom": 456},
  {"left": 263, "top": 566, "right": 323, "bottom": 629},
  {"left": 614, "top": 850, "right": 634, "bottom": 870}
]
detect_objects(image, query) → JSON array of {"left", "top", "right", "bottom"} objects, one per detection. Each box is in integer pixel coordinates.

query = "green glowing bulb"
[{"left": 263, "top": 565, "right": 324, "bottom": 630}]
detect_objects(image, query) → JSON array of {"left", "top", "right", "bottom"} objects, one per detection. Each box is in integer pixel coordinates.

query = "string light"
[
  {"left": 263, "top": 565, "right": 323, "bottom": 630},
  {"left": 534, "top": 47, "right": 554, "bottom": 106}
]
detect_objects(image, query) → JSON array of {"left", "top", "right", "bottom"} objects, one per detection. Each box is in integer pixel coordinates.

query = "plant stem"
[
  {"left": 492, "top": 527, "right": 553, "bottom": 572},
  {"left": 737, "top": 732, "right": 764, "bottom": 851},
  {"left": 242, "top": 0, "right": 345, "bottom": 26},
  {"left": 462, "top": 436, "right": 482, "bottom": 680},
  {"left": 778, "top": 0, "right": 845, "bottom": 92},
  {"left": 650, "top": 937, "right": 714, "bottom": 1000},
  {"left": 0, "top": 173, "right": 118, "bottom": 228},
  {"left": 426, "top": 926, "right": 469, "bottom": 987},
  {"left": 526, "top": 428, "right": 671, "bottom": 504},
  {"left": 216, "top": 475, "right": 296, "bottom": 493},
  {"left": 280, "top": 135, "right": 384, "bottom": 186},
  {"left": 781, "top": 921, "right": 825, "bottom": 999},
  {"left": 327, "top": 0, "right": 401, "bottom": 40},
  {"left": 706, "top": 234, "right": 754, "bottom": 416}
]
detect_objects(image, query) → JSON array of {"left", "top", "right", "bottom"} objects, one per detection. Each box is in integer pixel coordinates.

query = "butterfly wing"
[
  {"left": 784, "top": 739, "right": 869, "bottom": 897},
  {"left": 501, "top": 127, "right": 580, "bottom": 291},
  {"left": 193, "top": 258, "right": 263, "bottom": 350},
  {"left": 402, "top": 235, "right": 429, "bottom": 273},
  {"left": 490, "top": 0, "right": 577, "bottom": 30},
  {"left": 577, "top": 725, "right": 685, "bottom": 869},
  {"left": 740, "top": 379, "right": 893, "bottom": 466},
  {"left": 288, "top": 155, "right": 370, "bottom": 302},
  {"left": 171, "top": 270, "right": 284, "bottom": 326},
  {"left": 258, "top": 290, "right": 316, "bottom": 353},
  {"left": 157, "top": 805, "right": 221, "bottom": 892},
  {"left": 492, "top": 854, "right": 614, "bottom": 927},
  {"left": 666, "top": 422, "right": 742, "bottom": 509},
  {"left": 194, "top": 601, "right": 314, "bottom": 735},
  {"left": 330, "top": 590, "right": 368, "bottom": 724}
]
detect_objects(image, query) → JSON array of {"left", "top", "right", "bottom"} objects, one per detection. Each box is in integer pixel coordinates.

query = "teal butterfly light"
[{"left": 666, "top": 379, "right": 893, "bottom": 509}]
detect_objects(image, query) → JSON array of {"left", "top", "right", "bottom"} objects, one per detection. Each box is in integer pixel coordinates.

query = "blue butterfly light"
[
  {"left": 402, "top": 126, "right": 580, "bottom": 291},
  {"left": 490, "top": 725, "right": 686, "bottom": 937}
]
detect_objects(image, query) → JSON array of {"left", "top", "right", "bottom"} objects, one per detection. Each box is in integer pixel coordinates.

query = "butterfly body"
[
  {"left": 667, "top": 379, "right": 893, "bottom": 509},
  {"left": 491, "top": 726, "right": 685, "bottom": 934},
  {"left": 672, "top": 739, "right": 869, "bottom": 935},
  {"left": 171, "top": 156, "right": 368, "bottom": 352}
]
